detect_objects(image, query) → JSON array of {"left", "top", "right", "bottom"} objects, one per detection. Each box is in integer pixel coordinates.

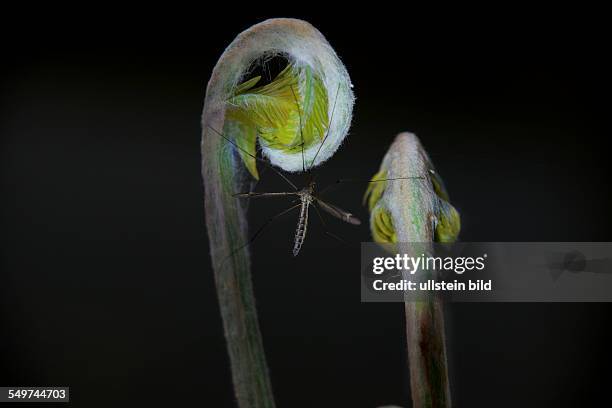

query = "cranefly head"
[{"left": 364, "top": 132, "right": 460, "bottom": 246}]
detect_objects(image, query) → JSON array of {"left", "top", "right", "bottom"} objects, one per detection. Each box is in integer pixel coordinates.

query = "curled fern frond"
[
  {"left": 371, "top": 206, "right": 397, "bottom": 243},
  {"left": 225, "top": 63, "right": 332, "bottom": 179},
  {"left": 201, "top": 18, "right": 353, "bottom": 408},
  {"left": 363, "top": 170, "right": 387, "bottom": 211},
  {"left": 364, "top": 133, "right": 460, "bottom": 245}
]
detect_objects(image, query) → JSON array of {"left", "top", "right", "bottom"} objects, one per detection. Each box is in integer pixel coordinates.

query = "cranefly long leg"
[
  {"left": 222, "top": 203, "right": 301, "bottom": 263},
  {"left": 233, "top": 192, "right": 297, "bottom": 199},
  {"left": 318, "top": 176, "right": 426, "bottom": 196}
]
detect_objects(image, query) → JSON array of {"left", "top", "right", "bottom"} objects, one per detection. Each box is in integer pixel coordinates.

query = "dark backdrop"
[{"left": 1, "top": 6, "right": 610, "bottom": 407}]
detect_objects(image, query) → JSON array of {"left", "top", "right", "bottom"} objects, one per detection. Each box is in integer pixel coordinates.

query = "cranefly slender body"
[
  {"left": 233, "top": 180, "right": 360, "bottom": 257},
  {"left": 293, "top": 192, "right": 311, "bottom": 256},
  {"left": 293, "top": 185, "right": 314, "bottom": 256}
]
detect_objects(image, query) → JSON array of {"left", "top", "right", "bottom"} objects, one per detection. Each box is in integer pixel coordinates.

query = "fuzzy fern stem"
[
  {"left": 202, "top": 18, "right": 353, "bottom": 408},
  {"left": 365, "top": 132, "right": 460, "bottom": 408}
]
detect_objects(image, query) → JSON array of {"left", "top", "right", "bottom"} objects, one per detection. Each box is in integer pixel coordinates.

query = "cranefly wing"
[{"left": 315, "top": 197, "right": 361, "bottom": 225}]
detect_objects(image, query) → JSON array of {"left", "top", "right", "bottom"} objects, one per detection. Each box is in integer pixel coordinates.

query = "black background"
[{"left": 1, "top": 6, "right": 610, "bottom": 407}]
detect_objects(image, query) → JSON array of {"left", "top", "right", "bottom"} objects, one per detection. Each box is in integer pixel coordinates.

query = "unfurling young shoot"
[
  {"left": 201, "top": 18, "right": 354, "bottom": 408},
  {"left": 364, "top": 132, "right": 460, "bottom": 408},
  {"left": 226, "top": 63, "right": 330, "bottom": 178},
  {"left": 218, "top": 63, "right": 360, "bottom": 259},
  {"left": 364, "top": 132, "right": 460, "bottom": 247}
]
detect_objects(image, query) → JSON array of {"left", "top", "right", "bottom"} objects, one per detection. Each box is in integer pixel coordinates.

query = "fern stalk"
[
  {"left": 365, "top": 132, "right": 460, "bottom": 408},
  {"left": 201, "top": 18, "right": 353, "bottom": 408}
]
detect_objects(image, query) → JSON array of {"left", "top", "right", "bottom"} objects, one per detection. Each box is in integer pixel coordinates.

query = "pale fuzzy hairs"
[
  {"left": 376, "top": 132, "right": 438, "bottom": 244},
  {"left": 204, "top": 18, "right": 355, "bottom": 173}
]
